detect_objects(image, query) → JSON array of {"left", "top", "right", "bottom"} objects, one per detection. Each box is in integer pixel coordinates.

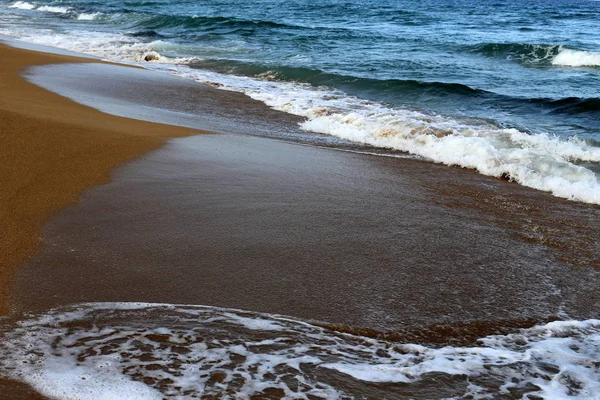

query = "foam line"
[{"left": 0, "top": 303, "right": 599, "bottom": 399}]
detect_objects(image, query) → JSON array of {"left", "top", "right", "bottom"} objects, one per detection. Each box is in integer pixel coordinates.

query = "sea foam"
[
  {"left": 8, "top": 2, "right": 70, "bottom": 14},
  {"left": 0, "top": 303, "right": 599, "bottom": 399},
  {"left": 552, "top": 48, "right": 600, "bottom": 67},
  {"left": 76, "top": 12, "right": 102, "bottom": 21},
  {"left": 36, "top": 5, "right": 70, "bottom": 13},
  {"left": 8, "top": 1, "right": 35, "bottom": 10}
]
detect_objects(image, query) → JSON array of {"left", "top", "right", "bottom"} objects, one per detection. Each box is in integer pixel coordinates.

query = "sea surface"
[
  {"left": 1, "top": 0, "right": 600, "bottom": 203},
  {"left": 2, "top": 0, "right": 600, "bottom": 398}
]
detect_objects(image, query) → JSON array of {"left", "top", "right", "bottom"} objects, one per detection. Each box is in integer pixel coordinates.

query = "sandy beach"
[
  {"left": 0, "top": 42, "right": 205, "bottom": 315},
  {"left": 1, "top": 40, "right": 600, "bottom": 398}
]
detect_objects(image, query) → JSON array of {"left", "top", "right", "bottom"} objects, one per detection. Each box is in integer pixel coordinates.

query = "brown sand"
[{"left": 0, "top": 43, "right": 204, "bottom": 315}]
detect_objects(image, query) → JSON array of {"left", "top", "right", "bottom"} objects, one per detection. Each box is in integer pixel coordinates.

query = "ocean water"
[{"left": 1, "top": 0, "right": 600, "bottom": 203}]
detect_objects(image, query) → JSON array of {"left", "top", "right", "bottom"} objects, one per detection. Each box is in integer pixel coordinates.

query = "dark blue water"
[{"left": 2, "top": 0, "right": 600, "bottom": 203}]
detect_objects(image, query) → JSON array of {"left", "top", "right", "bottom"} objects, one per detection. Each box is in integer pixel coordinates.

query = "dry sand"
[{"left": 0, "top": 43, "right": 204, "bottom": 315}]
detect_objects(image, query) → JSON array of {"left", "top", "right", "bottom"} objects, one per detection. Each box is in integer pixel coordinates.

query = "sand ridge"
[{"left": 0, "top": 43, "right": 206, "bottom": 315}]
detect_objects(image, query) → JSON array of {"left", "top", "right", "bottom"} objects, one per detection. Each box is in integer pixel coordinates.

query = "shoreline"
[
  {"left": 2, "top": 38, "right": 599, "bottom": 327},
  {"left": 0, "top": 41, "right": 206, "bottom": 315},
  {"left": 1, "top": 35, "right": 599, "bottom": 400}
]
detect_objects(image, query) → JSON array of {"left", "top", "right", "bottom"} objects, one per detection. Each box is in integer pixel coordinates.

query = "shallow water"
[{"left": 1, "top": 0, "right": 599, "bottom": 203}]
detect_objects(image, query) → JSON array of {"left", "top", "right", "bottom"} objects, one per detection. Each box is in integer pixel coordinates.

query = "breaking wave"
[
  {"left": 158, "top": 63, "right": 600, "bottom": 204},
  {"left": 472, "top": 43, "right": 600, "bottom": 68},
  {"left": 299, "top": 109, "right": 600, "bottom": 204},
  {"left": 36, "top": 5, "right": 69, "bottom": 13},
  {"left": 76, "top": 12, "right": 103, "bottom": 21},
  {"left": 8, "top": 1, "right": 35, "bottom": 10},
  {"left": 8, "top": 1, "right": 70, "bottom": 14},
  {"left": 0, "top": 303, "right": 599, "bottom": 400},
  {"left": 472, "top": 43, "right": 562, "bottom": 65},
  {"left": 552, "top": 48, "right": 600, "bottom": 67},
  {"left": 185, "top": 58, "right": 600, "bottom": 116}
]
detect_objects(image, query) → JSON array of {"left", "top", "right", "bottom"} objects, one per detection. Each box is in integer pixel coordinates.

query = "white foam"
[
  {"left": 8, "top": 1, "right": 35, "bottom": 10},
  {"left": 552, "top": 48, "right": 600, "bottom": 67},
  {"left": 0, "top": 303, "right": 599, "bottom": 399},
  {"left": 36, "top": 5, "right": 70, "bottom": 13},
  {"left": 76, "top": 12, "right": 102, "bottom": 21},
  {"left": 300, "top": 113, "right": 600, "bottom": 204},
  {"left": 0, "top": 28, "right": 195, "bottom": 64},
  {"left": 222, "top": 312, "right": 288, "bottom": 331}
]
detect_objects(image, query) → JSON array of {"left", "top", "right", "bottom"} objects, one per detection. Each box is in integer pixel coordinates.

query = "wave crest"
[
  {"left": 472, "top": 42, "right": 600, "bottom": 68},
  {"left": 36, "top": 5, "right": 70, "bottom": 13},
  {"left": 8, "top": 1, "right": 35, "bottom": 10},
  {"left": 552, "top": 48, "right": 600, "bottom": 67},
  {"left": 132, "top": 13, "right": 298, "bottom": 32},
  {"left": 472, "top": 43, "right": 561, "bottom": 64},
  {"left": 76, "top": 12, "right": 102, "bottom": 21}
]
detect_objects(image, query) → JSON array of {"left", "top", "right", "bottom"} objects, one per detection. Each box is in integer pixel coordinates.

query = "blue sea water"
[{"left": 1, "top": 0, "right": 600, "bottom": 203}]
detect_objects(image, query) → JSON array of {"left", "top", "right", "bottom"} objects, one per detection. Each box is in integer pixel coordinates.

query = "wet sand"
[
  {"left": 0, "top": 42, "right": 204, "bottom": 315},
  {"left": 13, "top": 131, "right": 600, "bottom": 333}
]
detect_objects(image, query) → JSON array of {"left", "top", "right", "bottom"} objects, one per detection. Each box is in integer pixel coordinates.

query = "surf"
[
  {"left": 0, "top": 303, "right": 599, "bottom": 399},
  {"left": 471, "top": 42, "right": 600, "bottom": 68}
]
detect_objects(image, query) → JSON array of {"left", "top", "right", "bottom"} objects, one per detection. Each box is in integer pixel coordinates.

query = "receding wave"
[
  {"left": 0, "top": 303, "right": 599, "bottom": 399},
  {"left": 472, "top": 42, "right": 600, "bottom": 67}
]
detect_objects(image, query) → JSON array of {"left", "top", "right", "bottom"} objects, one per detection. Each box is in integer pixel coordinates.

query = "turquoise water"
[{"left": 1, "top": 0, "right": 600, "bottom": 203}]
